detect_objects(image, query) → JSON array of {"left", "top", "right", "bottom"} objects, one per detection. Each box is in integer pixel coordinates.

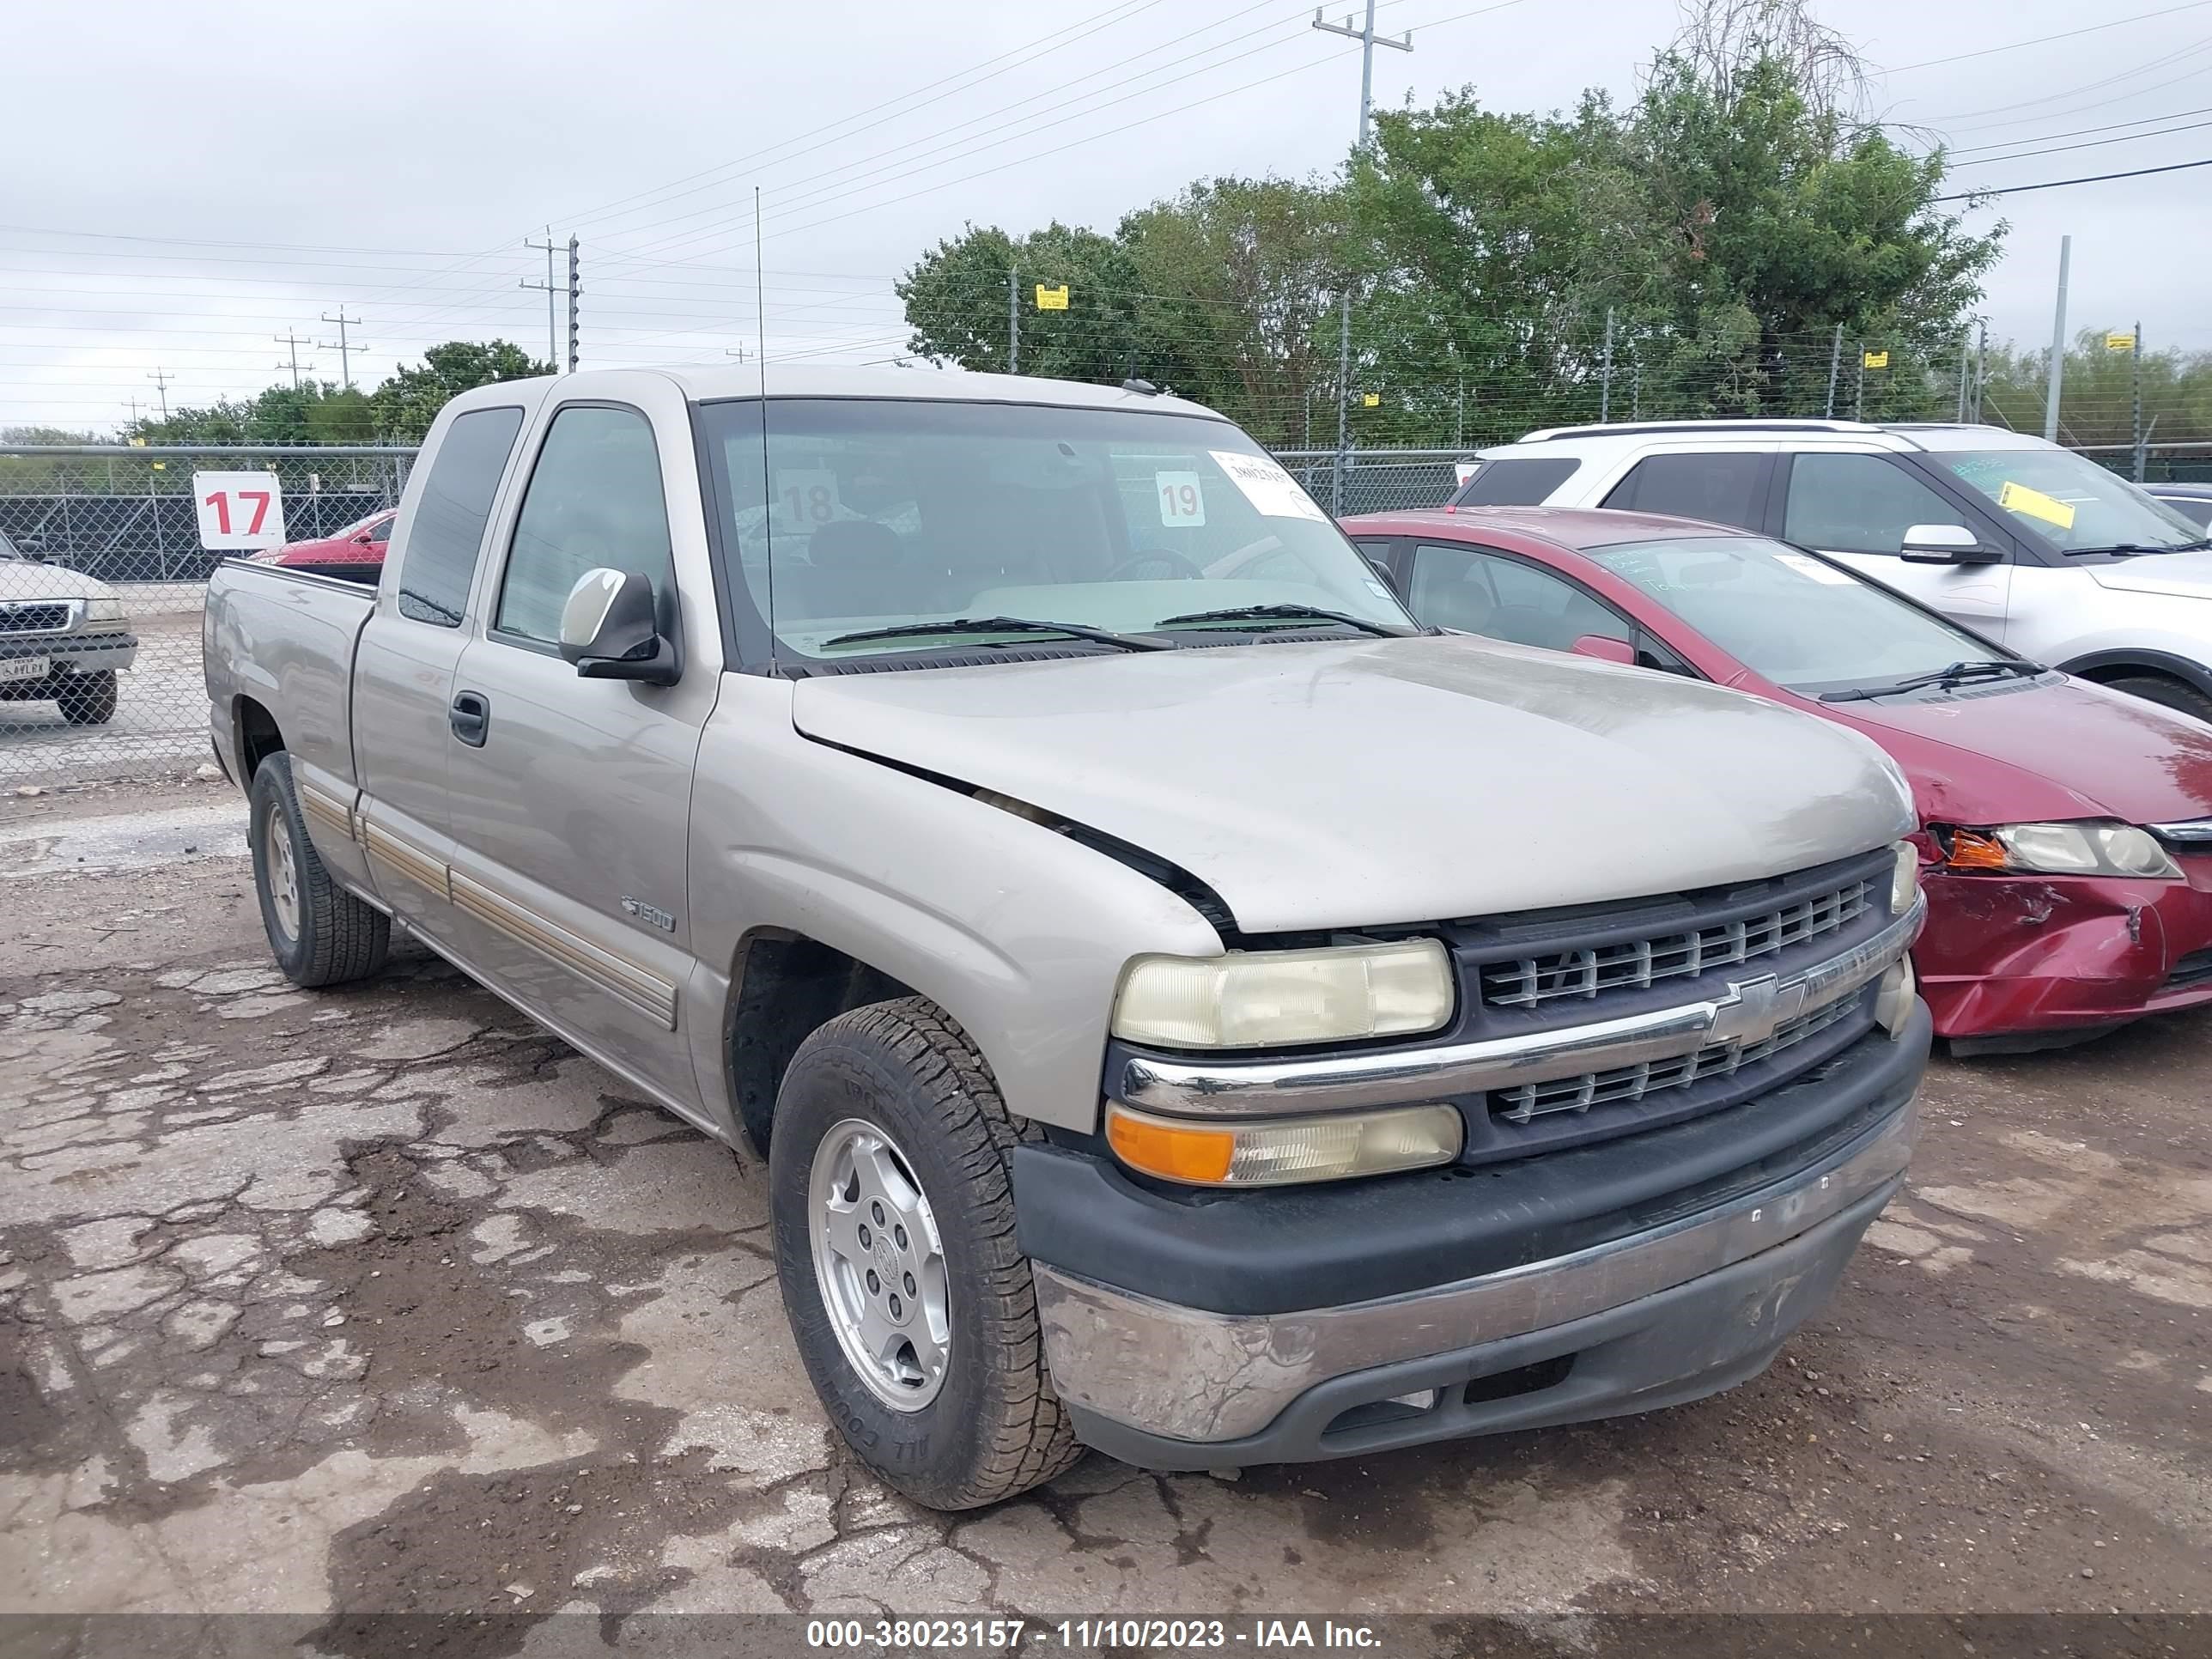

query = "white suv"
[{"left": 1448, "top": 419, "right": 2212, "bottom": 721}]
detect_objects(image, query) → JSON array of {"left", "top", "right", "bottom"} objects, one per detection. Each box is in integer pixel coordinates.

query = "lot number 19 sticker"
[{"left": 1156, "top": 471, "right": 1206, "bottom": 527}]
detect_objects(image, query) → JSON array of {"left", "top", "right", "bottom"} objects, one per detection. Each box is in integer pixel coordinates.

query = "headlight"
[
  {"left": 82, "top": 597, "right": 125, "bottom": 623},
  {"left": 1105, "top": 1101, "right": 1462, "bottom": 1187},
  {"left": 1111, "top": 939, "right": 1454, "bottom": 1049},
  {"left": 1942, "top": 821, "right": 2181, "bottom": 879},
  {"left": 1889, "top": 839, "right": 1920, "bottom": 915}
]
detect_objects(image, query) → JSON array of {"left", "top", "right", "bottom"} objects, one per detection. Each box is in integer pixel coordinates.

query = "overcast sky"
[{"left": 3, "top": 0, "right": 2206, "bottom": 432}]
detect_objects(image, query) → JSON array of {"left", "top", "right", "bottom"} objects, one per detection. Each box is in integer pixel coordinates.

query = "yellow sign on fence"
[
  {"left": 1034, "top": 284, "right": 1069, "bottom": 311},
  {"left": 1361, "top": 392, "right": 1381, "bottom": 407},
  {"left": 1862, "top": 350, "right": 1889, "bottom": 369},
  {"left": 2105, "top": 331, "right": 2136, "bottom": 351}
]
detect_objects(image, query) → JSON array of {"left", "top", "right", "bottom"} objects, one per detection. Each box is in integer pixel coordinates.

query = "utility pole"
[
  {"left": 2042, "top": 234, "right": 2070, "bottom": 442},
  {"left": 566, "top": 237, "right": 580, "bottom": 372},
  {"left": 724, "top": 344, "right": 750, "bottom": 363},
  {"left": 319, "top": 308, "right": 364, "bottom": 390},
  {"left": 1599, "top": 307, "right": 1615, "bottom": 423},
  {"left": 145, "top": 368, "right": 172, "bottom": 421},
  {"left": 1825, "top": 324, "right": 1843, "bottom": 418},
  {"left": 1955, "top": 326, "right": 1972, "bottom": 422},
  {"left": 1854, "top": 344, "right": 1866, "bottom": 422},
  {"left": 1973, "top": 320, "right": 1988, "bottom": 422},
  {"left": 274, "top": 331, "right": 312, "bottom": 390},
  {"left": 2131, "top": 320, "right": 2146, "bottom": 482},
  {"left": 1313, "top": 2, "right": 1412, "bottom": 514},
  {"left": 522, "top": 230, "right": 562, "bottom": 368},
  {"left": 1007, "top": 268, "right": 1019, "bottom": 374}
]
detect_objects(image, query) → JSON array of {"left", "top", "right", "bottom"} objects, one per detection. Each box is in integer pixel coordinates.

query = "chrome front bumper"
[
  {"left": 1118, "top": 897, "right": 1925, "bottom": 1117},
  {"left": 1034, "top": 1088, "right": 1917, "bottom": 1445}
]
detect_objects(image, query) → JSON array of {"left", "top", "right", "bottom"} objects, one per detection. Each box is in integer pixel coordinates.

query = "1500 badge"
[{"left": 619, "top": 896, "right": 677, "bottom": 933}]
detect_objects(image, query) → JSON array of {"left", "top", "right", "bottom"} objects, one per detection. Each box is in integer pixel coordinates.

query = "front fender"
[{"left": 684, "top": 675, "right": 1223, "bottom": 1133}]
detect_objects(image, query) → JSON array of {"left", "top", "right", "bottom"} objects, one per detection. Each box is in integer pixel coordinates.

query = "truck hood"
[
  {"left": 790, "top": 636, "right": 1914, "bottom": 933},
  {"left": 2085, "top": 547, "right": 2212, "bottom": 600},
  {"left": 0, "top": 558, "right": 119, "bottom": 604},
  {"left": 1820, "top": 677, "right": 2212, "bottom": 830}
]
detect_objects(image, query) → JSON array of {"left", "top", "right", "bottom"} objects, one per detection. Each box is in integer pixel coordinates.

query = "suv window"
[
  {"left": 1784, "top": 453, "right": 1968, "bottom": 555},
  {"left": 495, "top": 405, "right": 674, "bottom": 646},
  {"left": 395, "top": 405, "right": 524, "bottom": 627},
  {"left": 1412, "top": 544, "right": 1630, "bottom": 649},
  {"left": 1603, "top": 453, "right": 1766, "bottom": 530},
  {"left": 1449, "top": 457, "right": 1582, "bottom": 506}
]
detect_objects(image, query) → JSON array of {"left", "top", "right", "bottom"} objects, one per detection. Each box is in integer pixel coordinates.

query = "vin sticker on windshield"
[
  {"left": 1156, "top": 471, "right": 1206, "bottom": 527},
  {"left": 1775, "top": 551, "right": 1854, "bottom": 586},
  {"left": 1210, "top": 451, "right": 1328, "bottom": 522}
]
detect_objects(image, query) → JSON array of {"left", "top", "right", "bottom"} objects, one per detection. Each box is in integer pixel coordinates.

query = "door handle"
[{"left": 449, "top": 690, "right": 489, "bottom": 747}]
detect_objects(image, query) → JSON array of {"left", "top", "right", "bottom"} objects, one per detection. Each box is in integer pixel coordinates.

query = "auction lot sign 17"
[{"left": 192, "top": 471, "right": 289, "bottom": 551}]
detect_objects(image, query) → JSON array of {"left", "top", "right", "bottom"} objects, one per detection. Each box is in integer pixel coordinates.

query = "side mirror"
[
  {"left": 1899, "top": 523, "right": 2004, "bottom": 565},
  {"left": 1571, "top": 634, "right": 1637, "bottom": 665},
  {"left": 1365, "top": 556, "right": 1401, "bottom": 598},
  {"left": 559, "top": 567, "right": 680, "bottom": 684}
]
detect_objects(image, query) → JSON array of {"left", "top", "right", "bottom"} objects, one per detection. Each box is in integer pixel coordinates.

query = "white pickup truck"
[{"left": 203, "top": 365, "right": 1929, "bottom": 1510}]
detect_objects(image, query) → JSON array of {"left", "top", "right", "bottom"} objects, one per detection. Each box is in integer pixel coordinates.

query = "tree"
[
  {"left": 897, "top": 222, "right": 1141, "bottom": 382},
  {"left": 371, "top": 339, "right": 550, "bottom": 442}
]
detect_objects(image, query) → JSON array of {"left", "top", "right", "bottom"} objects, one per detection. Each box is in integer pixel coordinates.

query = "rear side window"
[
  {"left": 1449, "top": 457, "right": 1582, "bottom": 506},
  {"left": 396, "top": 406, "right": 524, "bottom": 627},
  {"left": 1603, "top": 453, "right": 1766, "bottom": 531}
]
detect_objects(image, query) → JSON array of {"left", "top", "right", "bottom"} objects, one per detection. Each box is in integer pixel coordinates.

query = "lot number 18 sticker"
[{"left": 1156, "top": 471, "right": 1206, "bottom": 527}]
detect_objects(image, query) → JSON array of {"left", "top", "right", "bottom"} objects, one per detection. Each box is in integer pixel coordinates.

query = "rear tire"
[
  {"left": 769, "top": 997, "right": 1082, "bottom": 1510},
  {"left": 55, "top": 670, "right": 117, "bottom": 726},
  {"left": 2104, "top": 674, "right": 2212, "bottom": 726},
  {"left": 249, "top": 753, "right": 390, "bottom": 988}
]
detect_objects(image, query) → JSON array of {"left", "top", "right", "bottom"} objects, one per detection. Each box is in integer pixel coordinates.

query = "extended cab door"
[
  {"left": 351, "top": 401, "right": 533, "bottom": 927},
  {"left": 440, "top": 379, "right": 722, "bottom": 1119},
  {"left": 1773, "top": 451, "right": 2014, "bottom": 632}
]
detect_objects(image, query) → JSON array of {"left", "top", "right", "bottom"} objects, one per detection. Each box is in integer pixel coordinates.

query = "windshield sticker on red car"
[
  {"left": 1210, "top": 451, "right": 1327, "bottom": 522},
  {"left": 1774, "top": 551, "right": 1855, "bottom": 586}
]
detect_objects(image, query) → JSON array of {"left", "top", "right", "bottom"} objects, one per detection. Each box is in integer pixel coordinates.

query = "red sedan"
[
  {"left": 251, "top": 507, "right": 393, "bottom": 581},
  {"left": 1344, "top": 506, "right": 2212, "bottom": 1052}
]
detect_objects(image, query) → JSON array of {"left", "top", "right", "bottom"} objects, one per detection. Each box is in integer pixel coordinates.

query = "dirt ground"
[{"left": 2, "top": 793, "right": 2208, "bottom": 1645}]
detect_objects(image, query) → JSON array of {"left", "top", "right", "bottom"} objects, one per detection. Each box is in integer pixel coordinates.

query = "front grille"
[
  {"left": 2169, "top": 947, "right": 2212, "bottom": 990},
  {"left": 1494, "top": 992, "right": 1861, "bottom": 1124},
  {"left": 0, "top": 602, "right": 71, "bottom": 635},
  {"left": 1480, "top": 878, "right": 1870, "bottom": 1009}
]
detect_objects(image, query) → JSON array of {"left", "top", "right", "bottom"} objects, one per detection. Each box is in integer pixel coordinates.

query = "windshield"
[
  {"left": 698, "top": 398, "right": 1412, "bottom": 660},
  {"left": 1928, "top": 447, "right": 2205, "bottom": 553},
  {"left": 1584, "top": 534, "right": 2006, "bottom": 695}
]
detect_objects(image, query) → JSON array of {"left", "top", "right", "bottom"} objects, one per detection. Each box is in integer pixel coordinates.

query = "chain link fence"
[
  {"left": 2, "top": 446, "right": 413, "bottom": 789},
  {"left": 5, "top": 430, "right": 2208, "bottom": 793}
]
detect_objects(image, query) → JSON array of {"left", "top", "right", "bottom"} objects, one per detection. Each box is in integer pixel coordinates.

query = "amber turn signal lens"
[
  {"left": 1106, "top": 1110, "right": 1236, "bottom": 1183},
  {"left": 1943, "top": 828, "right": 2011, "bottom": 872}
]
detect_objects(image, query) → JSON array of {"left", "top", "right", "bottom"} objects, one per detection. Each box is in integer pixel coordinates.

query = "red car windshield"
[{"left": 1584, "top": 535, "right": 1998, "bottom": 696}]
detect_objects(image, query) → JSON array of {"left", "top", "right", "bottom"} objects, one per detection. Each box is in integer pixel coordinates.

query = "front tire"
[
  {"left": 55, "top": 670, "right": 117, "bottom": 726},
  {"left": 2105, "top": 673, "right": 2212, "bottom": 726},
  {"left": 249, "top": 753, "right": 390, "bottom": 988},
  {"left": 769, "top": 998, "right": 1081, "bottom": 1510}
]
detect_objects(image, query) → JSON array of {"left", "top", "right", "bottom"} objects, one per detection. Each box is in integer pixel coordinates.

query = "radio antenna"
[{"left": 755, "top": 184, "right": 776, "bottom": 663}]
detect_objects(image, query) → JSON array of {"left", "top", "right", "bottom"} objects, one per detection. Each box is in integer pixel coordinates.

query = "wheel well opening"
[
  {"left": 725, "top": 933, "right": 916, "bottom": 1156},
  {"left": 235, "top": 697, "right": 283, "bottom": 778}
]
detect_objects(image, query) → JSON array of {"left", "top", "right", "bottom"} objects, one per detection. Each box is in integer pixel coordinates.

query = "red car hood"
[{"left": 1820, "top": 677, "right": 2212, "bottom": 828}]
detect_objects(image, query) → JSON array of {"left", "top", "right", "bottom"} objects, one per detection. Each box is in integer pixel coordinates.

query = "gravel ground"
[
  {"left": 0, "top": 609, "right": 210, "bottom": 788},
  {"left": 1, "top": 795, "right": 2208, "bottom": 1645}
]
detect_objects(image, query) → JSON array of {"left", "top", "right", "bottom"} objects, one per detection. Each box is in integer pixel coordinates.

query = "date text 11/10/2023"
[{"left": 804, "top": 1619, "right": 1385, "bottom": 1650}]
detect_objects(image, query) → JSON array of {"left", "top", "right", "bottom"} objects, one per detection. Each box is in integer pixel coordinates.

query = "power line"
[
  {"left": 1947, "top": 103, "right": 2212, "bottom": 155},
  {"left": 1948, "top": 114, "right": 2212, "bottom": 167},
  {"left": 1880, "top": 1, "right": 2212, "bottom": 75},
  {"left": 1935, "top": 155, "right": 2212, "bottom": 199}
]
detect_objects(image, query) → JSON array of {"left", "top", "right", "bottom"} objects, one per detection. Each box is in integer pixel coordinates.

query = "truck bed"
[{"left": 204, "top": 556, "right": 376, "bottom": 794}]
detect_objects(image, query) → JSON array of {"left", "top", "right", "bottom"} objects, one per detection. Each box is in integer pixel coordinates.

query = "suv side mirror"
[
  {"left": 559, "top": 567, "right": 680, "bottom": 684},
  {"left": 1899, "top": 523, "right": 2004, "bottom": 565},
  {"left": 1365, "top": 556, "right": 1401, "bottom": 597}
]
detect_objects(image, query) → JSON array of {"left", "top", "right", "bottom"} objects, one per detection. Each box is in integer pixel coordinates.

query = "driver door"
[
  {"left": 442, "top": 392, "right": 720, "bottom": 1116},
  {"left": 1778, "top": 451, "right": 2013, "bottom": 635}
]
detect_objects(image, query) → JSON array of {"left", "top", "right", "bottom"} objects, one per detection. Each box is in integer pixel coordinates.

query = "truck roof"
[{"left": 459, "top": 362, "right": 1230, "bottom": 422}]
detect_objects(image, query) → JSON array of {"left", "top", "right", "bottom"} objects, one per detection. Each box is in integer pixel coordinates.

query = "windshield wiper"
[
  {"left": 2062, "top": 539, "right": 2212, "bottom": 557},
  {"left": 1150, "top": 603, "right": 1407, "bottom": 638},
  {"left": 819, "top": 615, "right": 1166, "bottom": 653},
  {"left": 1818, "top": 659, "right": 2039, "bottom": 702}
]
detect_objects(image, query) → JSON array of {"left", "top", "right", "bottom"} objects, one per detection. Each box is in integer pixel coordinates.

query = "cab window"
[
  {"left": 495, "top": 405, "right": 675, "bottom": 646},
  {"left": 1411, "top": 544, "right": 1629, "bottom": 648}
]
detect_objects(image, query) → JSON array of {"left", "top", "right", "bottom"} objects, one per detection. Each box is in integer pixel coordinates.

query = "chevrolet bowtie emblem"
[{"left": 1707, "top": 972, "right": 1808, "bottom": 1047}]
